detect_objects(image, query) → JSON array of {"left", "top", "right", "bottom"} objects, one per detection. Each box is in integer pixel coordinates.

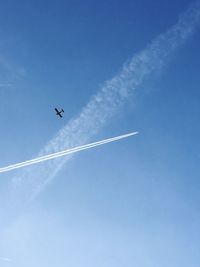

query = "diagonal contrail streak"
[{"left": 0, "top": 132, "right": 138, "bottom": 173}]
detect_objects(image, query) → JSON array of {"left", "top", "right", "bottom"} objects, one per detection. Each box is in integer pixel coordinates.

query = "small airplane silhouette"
[{"left": 55, "top": 108, "right": 64, "bottom": 118}]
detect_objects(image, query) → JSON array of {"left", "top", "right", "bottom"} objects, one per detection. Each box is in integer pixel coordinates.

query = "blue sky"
[{"left": 0, "top": 0, "right": 200, "bottom": 266}]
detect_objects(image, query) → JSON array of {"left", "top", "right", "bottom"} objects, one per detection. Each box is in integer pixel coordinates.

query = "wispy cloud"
[
  {"left": 0, "top": 257, "right": 12, "bottom": 262},
  {"left": 0, "top": 83, "right": 12, "bottom": 87},
  {"left": 0, "top": 52, "right": 26, "bottom": 88},
  {"left": 11, "top": 2, "right": 200, "bottom": 201}
]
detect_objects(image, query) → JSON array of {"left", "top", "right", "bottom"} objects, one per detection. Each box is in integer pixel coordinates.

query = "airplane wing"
[
  {"left": 58, "top": 113, "right": 63, "bottom": 118},
  {"left": 55, "top": 108, "right": 59, "bottom": 113}
]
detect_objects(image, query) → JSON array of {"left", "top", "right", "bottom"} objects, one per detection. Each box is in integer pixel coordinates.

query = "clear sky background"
[{"left": 0, "top": 0, "right": 200, "bottom": 266}]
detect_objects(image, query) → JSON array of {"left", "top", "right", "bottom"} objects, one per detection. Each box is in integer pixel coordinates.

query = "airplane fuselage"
[{"left": 55, "top": 108, "right": 64, "bottom": 118}]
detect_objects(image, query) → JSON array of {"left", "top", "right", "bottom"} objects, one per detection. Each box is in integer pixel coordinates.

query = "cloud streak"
[
  {"left": 0, "top": 257, "right": 12, "bottom": 262},
  {"left": 11, "top": 1, "right": 200, "bottom": 201},
  {"left": 0, "top": 132, "right": 138, "bottom": 173}
]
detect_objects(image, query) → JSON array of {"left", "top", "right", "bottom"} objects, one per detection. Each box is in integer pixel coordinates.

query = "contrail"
[
  {"left": 0, "top": 132, "right": 138, "bottom": 174},
  {"left": 10, "top": 1, "right": 200, "bottom": 201}
]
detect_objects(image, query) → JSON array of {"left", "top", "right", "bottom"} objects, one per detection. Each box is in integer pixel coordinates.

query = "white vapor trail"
[
  {"left": 11, "top": 1, "right": 200, "bottom": 201},
  {"left": 0, "top": 132, "right": 137, "bottom": 173}
]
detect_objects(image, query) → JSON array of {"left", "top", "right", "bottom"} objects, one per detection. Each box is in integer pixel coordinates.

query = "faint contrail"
[
  {"left": 0, "top": 132, "right": 138, "bottom": 174},
  {"left": 11, "top": 1, "right": 200, "bottom": 201}
]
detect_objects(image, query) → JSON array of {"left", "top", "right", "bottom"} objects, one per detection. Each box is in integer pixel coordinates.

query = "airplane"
[{"left": 55, "top": 108, "right": 64, "bottom": 118}]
